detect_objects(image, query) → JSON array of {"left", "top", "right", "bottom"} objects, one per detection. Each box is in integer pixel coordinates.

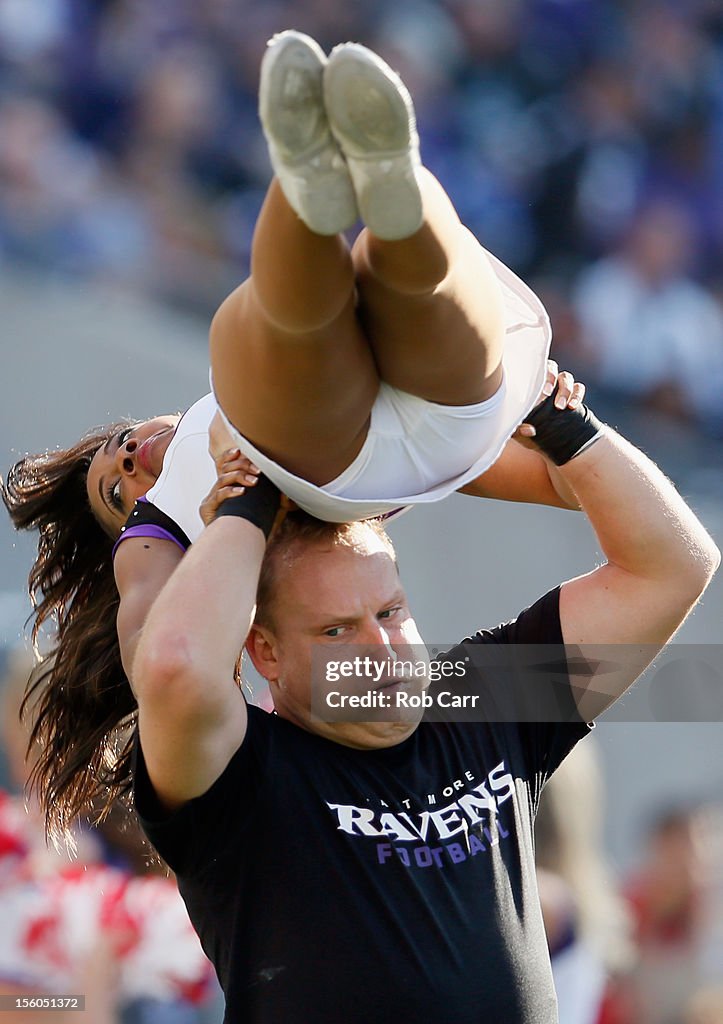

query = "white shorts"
[{"left": 216, "top": 249, "right": 551, "bottom": 522}]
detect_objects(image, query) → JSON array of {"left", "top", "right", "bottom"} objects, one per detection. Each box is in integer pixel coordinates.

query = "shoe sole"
[
  {"left": 324, "top": 43, "right": 423, "bottom": 240},
  {"left": 259, "top": 31, "right": 358, "bottom": 235}
]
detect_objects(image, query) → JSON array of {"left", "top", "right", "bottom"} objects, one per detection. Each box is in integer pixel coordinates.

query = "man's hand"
[
  {"left": 514, "top": 359, "right": 586, "bottom": 447},
  {"left": 200, "top": 449, "right": 260, "bottom": 526},
  {"left": 201, "top": 445, "right": 296, "bottom": 535},
  {"left": 459, "top": 362, "right": 584, "bottom": 509}
]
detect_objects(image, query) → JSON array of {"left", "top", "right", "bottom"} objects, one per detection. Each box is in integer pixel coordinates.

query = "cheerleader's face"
[{"left": 86, "top": 414, "right": 181, "bottom": 536}]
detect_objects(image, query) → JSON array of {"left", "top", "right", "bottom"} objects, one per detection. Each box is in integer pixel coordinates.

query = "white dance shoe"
[
  {"left": 259, "top": 30, "right": 359, "bottom": 235},
  {"left": 324, "top": 43, "right": 423, "bottom": 241}
]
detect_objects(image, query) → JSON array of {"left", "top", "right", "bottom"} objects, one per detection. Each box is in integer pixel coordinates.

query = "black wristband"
[
  {"left": 524, "top": 385, "right": 604, "bottom": 465},
  {"left": 214, "top": 472, "right": 281, "bottom": 538}
]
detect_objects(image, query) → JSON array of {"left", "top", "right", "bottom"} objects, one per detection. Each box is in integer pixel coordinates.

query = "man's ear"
[{"left": 245, "top": 624, "right": 280, "bottom": 683}]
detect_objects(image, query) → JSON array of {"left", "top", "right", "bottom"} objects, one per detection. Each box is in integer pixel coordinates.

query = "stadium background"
[{"left": 0, "top": 2, "right": 722, "bottom": 1022}]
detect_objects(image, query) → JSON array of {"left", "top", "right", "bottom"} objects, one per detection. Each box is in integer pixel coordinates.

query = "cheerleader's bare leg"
[
  {"left": 320, "top": 42, "right": 506, "bottom": 407},
  {"left": 210, "top": 36, "right": 379, "bottom": 487},
  {"left": 351, "top": 168, "right": 505, "bottom": 405}
]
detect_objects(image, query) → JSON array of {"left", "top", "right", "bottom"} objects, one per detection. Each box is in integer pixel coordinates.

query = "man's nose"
[
  {"left": 358, "top": 620, "right": 398, "bottom": 660},
  {"left": 116, "top": 437, "right": 138, "bottom": 475},
  {"left": 378, "top": 626, "right": 397, "bottom": 661}
]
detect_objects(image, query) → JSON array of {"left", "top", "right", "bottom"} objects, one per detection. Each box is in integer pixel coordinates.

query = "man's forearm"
[{"left": 460, "top": 439, "right": 580, "bottom": 510}]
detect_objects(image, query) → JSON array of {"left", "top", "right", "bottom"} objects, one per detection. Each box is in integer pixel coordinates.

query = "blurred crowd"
[
  {"left": 536, "top": 742, "right": 723, "bottom": 1024},
  {"left": 1, "top": 0, "right": 723, "bottom": 433}
]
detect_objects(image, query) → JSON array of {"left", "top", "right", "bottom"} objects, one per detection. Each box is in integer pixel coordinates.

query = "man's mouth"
[{"left": 377, "top": 677, "right": 413, "bottom": 691}]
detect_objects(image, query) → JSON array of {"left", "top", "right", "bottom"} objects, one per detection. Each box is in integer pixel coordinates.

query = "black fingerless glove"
[
  {"left": 524, "top": 385, "right": 604, "bottom": 465},
  {"left": 214, "top": 473, "right": 281, "bottom": 538}
]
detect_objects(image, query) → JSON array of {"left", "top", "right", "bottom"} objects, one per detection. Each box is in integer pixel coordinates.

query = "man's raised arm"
[
  {"left": 132, "top": 448, "right": 275, "bottom": 812},
  {"left": 549, "top": 423, "right": 719, "bottom": 720}
]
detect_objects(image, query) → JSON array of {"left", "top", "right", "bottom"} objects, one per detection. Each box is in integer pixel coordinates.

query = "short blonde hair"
[{"left": 255, "top": 512, "right": 396, "bottom": 630}]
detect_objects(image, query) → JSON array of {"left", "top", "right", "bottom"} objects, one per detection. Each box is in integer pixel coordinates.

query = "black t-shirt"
[{"left": 134, "top": 588, "right": 591, "bottom": 1024}]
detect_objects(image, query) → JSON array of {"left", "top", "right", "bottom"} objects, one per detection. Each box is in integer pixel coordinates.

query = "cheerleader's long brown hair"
[{"left": 1, "top": 423, "right": 137, "bottom": 847}]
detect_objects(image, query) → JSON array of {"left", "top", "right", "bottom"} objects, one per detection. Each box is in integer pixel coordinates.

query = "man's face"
[{"left": 248, "top": 532, "right": 428, "bottom": 748}]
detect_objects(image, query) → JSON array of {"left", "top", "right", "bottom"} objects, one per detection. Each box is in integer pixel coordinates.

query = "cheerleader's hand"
[{"left": 200, "top": 449, "right": 260, "bottom": 526}]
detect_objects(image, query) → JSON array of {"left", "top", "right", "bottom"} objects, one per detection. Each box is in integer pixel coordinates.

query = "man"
[{"left": 132, "top": 391, "right": 719, "bottom": 1024}]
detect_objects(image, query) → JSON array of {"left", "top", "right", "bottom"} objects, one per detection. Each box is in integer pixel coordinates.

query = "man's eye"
[
  {"left": 379, "top": 607, "right": 400, "bottom": 620},
  {"left": 324, "top": 627, "right": 345, "bottom": 638}
]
